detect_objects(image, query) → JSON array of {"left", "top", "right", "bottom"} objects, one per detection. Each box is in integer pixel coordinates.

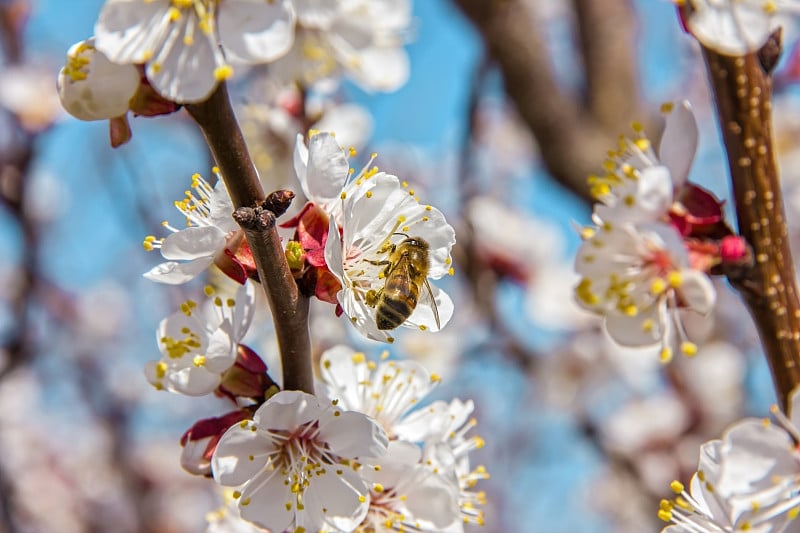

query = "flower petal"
[
  {"left": 659, "top": 100, "right": 698, "bottom": 188},
  {"left": 94, "top": 0, "right": 169, "bottom": 65},
  {"left": 143, "top": 256, "right": 215, "bottom": 284},
  {"left": 160, "top": 226, "right": 225, "bottom": 260},
  {"left": 318, "top": 410, "right": 388, "bottom": 458},
  {"left": 212, "top": 423, "right": 275, "bottom": 486},
  {"left": 252, "top": 390, "right": 324, "bottom": 429},
  {"left": 218, "top": 0, "right": 295, "bottom": 63},
  {"left": 678, "top": 269, "right": 716, "bottom": 315}
]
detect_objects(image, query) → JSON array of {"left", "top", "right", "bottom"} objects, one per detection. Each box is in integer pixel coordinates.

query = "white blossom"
[
  {"left": 684, "top": 0, "right": 800, "bottom": 55},
  {"left": 324, "top": 172, "right": 456, "bottom": 342},
  {"left": 94, "top": 0, "right": 295, "bottom": 103},
  {"left": 271, "top": 0, "right": 411, "bottom": 92},
  {"left": 574, "top": 221, "right": 716, "bottom": 361},
  {"left": 144, "top": 282, "right": 255, "bottom": 396},
  {"left": 318, "top": 345, "right": 440, "bottom": 437},
  {"left": 660, "top": 386, "right": 800, "bottom": 531},
  {"left": 57, "top": 38, "right": 140, "bottom": 121},
  {"left": 143, "top": 169, "right": 244, "bottom": 284},
  {"left": 318, "top": 345, "right": 487, "bottom": 530},
  {"left": 589, "top": 101, "right": 699, "bottom": 225},
  {"left": 211, "top": 390, "right": 388, "bottom": 532}
]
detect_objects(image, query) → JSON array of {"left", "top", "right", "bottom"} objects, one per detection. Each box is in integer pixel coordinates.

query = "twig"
[
  {"left": 700, "top": 34, "right": 800, "bottom": 409},
  {"left": 185, "top": 83, "right": 314, "bottom": 394}
]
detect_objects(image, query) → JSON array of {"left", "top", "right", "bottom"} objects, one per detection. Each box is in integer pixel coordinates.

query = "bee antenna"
[{"left": 392, "top": 232, "right": 410, "bottom": 239}]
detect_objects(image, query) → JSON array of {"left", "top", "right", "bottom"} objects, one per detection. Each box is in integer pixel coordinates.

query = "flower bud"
[{"left": 57, "top": 38, "right": 140, "bottom": 121}]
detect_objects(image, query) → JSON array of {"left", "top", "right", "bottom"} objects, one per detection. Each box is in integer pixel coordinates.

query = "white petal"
[
  {"left": 404, "top": 284, "right": 454, "bottom": 333},
  {"left": 404, "top": 469, "right": 460, "bottom": 528},
  {"left": 218, "top": 0, "right": 295, "bottom": 63},
  {"left": 301, "top": 467, "right": 369, "bottom": 532},
  {"left": 678, "top": 269, "right": 716, "bottom": 315},
  {"left": 605, "top": 307, "right": 662, "bottom": 347},
  {"left": 212, "top": 424, "right": 275, "bottom": 486},
  {"left": 58, "top": 38, "right": 140, "bottom": 121},
  {"left": 160, "top": 226, "right": 225, "bottom": 260},
  {"left": 253, "top": 390, "right": 325, "bottom": 429},
  {"left": 301, "top": 132, "right": 350, "bottom": 205},
  {"left": 319, "top": 345, "right": 371, "bottom": 410},
  {"left": 312, "top": 103, "right": 373, "bottom": 151},
  {"left": 659, "top": 101, "right": 698, "bottom": 188},
  {"left": 204, "top": 327, "right": 237, "bottom": 372},
  {"left": 324, "top": 216, "right": 345, "bottom": 280},
  {"left": 166, "top": 365, "right": 221, "bottom": 396},
  {"left": 238, "top": 468, "right": 294, "bottom": 532},
  {"left": 143, "top": 256, "right": 215, "bottom": 284},
  {"left": 318, "top": 410, "right": 388, "bottom": 458},
  {"left": 146, "top": 15, "right": 222, "bottom": 103},
  {"left": 94, "top": 0, "right": 170, "bottom": 64},
  {"left": 687, "top": 4, "right": 773, "bottom": 55},
  {"left": 347, "top": 46, "right": 410, "bottom": 92}
]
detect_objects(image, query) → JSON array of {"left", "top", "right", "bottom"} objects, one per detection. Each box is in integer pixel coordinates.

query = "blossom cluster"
[
  {"left": 210, "top": 346, "right": 487, "bottom": 532},
  {"left": 57, "top": 0, "right": 412, "bottom": 145},
  {"left": 574, "top": 101, "right": 735, "bottom": 362}
]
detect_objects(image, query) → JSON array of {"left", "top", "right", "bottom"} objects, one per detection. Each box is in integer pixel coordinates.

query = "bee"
[{"left": 367, "top": 236, "right": 440, "bottom": 331}]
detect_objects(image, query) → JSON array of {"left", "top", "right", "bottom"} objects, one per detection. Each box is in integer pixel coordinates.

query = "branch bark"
[
  {"left": 701, "top": 38, "right": 800, "bottom": 409},
  {"left": 185, "top": 83, "right": 314, "bottom": 394},
  {"left": 452, "top": 0, "right": 647, "bottom": 203}
]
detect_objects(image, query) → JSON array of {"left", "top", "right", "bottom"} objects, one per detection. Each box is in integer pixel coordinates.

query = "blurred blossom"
[
  {"left": 575, "top": 221, "right": 716, "bottom": 361},
  {"left": 270, "top": 0, "right": 412, "bottom": 92},
  {"left": 525, "top": 263, "right": 594, "bottom": 332},
  {"left": 75, "top": 280, "right": 131, "bottom": 340},
  {"left": 601, "top": 393, "right": 690, "bottom": 457},
  {"left": 22, "top": 168, "right": 70, "bottom": 223},
  {"left": 1, "top": 65, "right": 63, "bottom": 131}
]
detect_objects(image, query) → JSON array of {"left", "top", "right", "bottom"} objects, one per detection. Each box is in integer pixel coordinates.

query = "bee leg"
[{"left": 366, "top": 289, "right": 381, "bottom": 308}]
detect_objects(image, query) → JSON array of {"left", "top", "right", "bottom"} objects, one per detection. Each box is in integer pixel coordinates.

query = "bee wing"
[{"left": 421, "top": 277, "right": 441, "bottom": 330}]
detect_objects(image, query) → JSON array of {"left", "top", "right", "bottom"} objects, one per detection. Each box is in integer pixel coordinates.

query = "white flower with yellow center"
[
  {"left": 145, "top": 282, "right": 255, "bottom": 396},
  {"left": 359, "top": 440, "right": 461, "bottom": 532},
  {"left": 682, "top": 0, "right": 800, "bottom": 55},
  {"left": 57, "top": 37, "right": 141, "bottom": 121},
  {"left": 143, "top": 168, "right": 247, "bottom": 284},
  {"left": 324, "top": 172, "right": 456, "bottom": 343},
  {"left": 318, "top": 345, "right": 487, "bottom": 531},
  {"left": 211, "top": 390, "right": 389, "bottom": 532},
  {"left": 660, "top": 385, "right": 800, "bottom": 532},
  {"left": 318, "top": 345, "right": 440, "bottom": 436},
  {"left": 574, "top": 221, "right": 716, "bottom": 362},
  {"left": 94, "top": 0, "right": 295, "bottom": 103},
  {"left": 270, "top": 0, "right": 411, "bottom": 92},
  {"left": 589, "top": 101, "right": 699, "bottom": 225}
]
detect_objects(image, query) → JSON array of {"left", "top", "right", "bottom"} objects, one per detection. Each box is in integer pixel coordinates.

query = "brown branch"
[
  {"left": 701, "top": 37, "right": 800, "bottom": 409},
  {"left": 452, "top": 0, "right": 647, "bottom": 203},
  {"left": 185, "top": 83, "right": 313, "bottom": 394},
  {"left": 572, "top": 0, "right": 640, "bottom": 130}
]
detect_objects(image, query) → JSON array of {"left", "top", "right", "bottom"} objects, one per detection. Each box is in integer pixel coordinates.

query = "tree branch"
[
  {"left": 185, "top": 83, "right": 313, "bottom": 394},
  {"left": 701, "top": 37, "right": 800, "bottom": 409},
  {"left": 452, "top": 0, "right": 647, "bottom": 203}
]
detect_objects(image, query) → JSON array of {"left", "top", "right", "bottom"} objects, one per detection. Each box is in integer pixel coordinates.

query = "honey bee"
[{"left": 366, "top": 236, "right": 440, "bottom": 331}]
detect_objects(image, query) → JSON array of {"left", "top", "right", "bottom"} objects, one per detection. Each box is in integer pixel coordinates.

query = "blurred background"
[{"left": 2, "top": 0, "right": 799, "bottom": 531}]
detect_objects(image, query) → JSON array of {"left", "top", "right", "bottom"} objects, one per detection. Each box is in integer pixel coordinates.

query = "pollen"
[
  {"left": 366, "top": 191, "right": 373, "bottom": 198},
  {"left": 670, "top": 480, "right": 684, "bottom": 494},
  {"left": 341, "top": 191, "right": 347, "bottom": 199},
  {"left": 193, "top": 355, "right": 206, "bottom": 367},
  {"left": 681, "top": 342, "right": 698, "bottom": 357},
  {"left": 214, "top": 64, "right": 233, "bottom": 81},
  {"left": 634, "top": 138, "right": 651, "bottom": 151},
  {"left": 659, "top": 347, "right": 673, "bottom": 363},
  {"left": 660, "top": 102, "right": 675, "bottom": 114},
  {"left": 667, "top": 271, "right": 682, "bottom": 287},
  {"left": 349, "top": 147, "right": 357, "bottom": 157}
]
